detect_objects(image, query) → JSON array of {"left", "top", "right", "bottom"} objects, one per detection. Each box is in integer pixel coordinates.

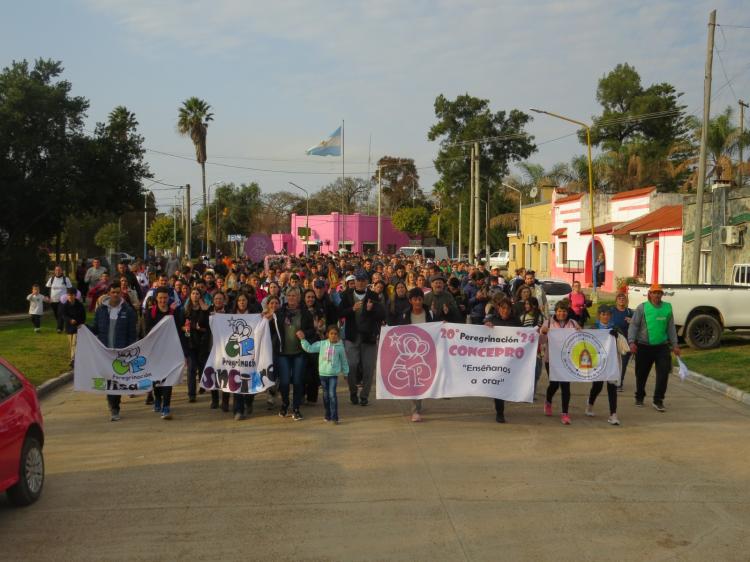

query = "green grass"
[
  {"left": 676, "top": 333, "right": 750, "bottom": 393},
  {"left": 0, "top": 314, "right": 72, "bottom": 386}
]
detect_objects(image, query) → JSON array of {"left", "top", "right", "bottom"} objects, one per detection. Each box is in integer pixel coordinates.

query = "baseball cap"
[
  {"left": 649, "top": 282, "right": 663, "bottom": 293},
  {"left": 354, "top": 271, "right": 369, "bottom": 281},
  {"left": 345, "top": 274, "right": 356, "bottom": 282},
  {"left": 313, "top": 279, "right": 326, "bottom": 289}
]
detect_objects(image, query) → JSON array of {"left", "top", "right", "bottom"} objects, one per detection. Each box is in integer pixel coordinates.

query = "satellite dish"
[{"left": 529, "top": 186, "right": 539, "bottom": 199}]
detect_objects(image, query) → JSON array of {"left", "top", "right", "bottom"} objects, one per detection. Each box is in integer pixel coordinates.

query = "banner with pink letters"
[{"left": 376, "top": 323, "right": 538, "bottom": 402}]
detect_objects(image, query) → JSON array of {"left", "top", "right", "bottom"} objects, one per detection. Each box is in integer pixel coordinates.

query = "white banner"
[
  {"left": 547, "top": 329, "right": 620, "bottom": 382},
  {"left": 199, "top": 313, "right": 275, "bottom": 394},
  {"left": 74, "top": 317, "right": 184, "bottom": 394},
  {"left": 376, "top": 323, "right": 538, "bottom": 402}
]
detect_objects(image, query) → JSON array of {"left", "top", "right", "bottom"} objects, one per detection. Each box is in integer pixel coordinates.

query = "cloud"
[{"left": 82, "top": 0, "right": 750, "bottom": 195}]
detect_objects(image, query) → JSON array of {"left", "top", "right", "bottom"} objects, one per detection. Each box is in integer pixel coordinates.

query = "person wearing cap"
[
  {"left": 628, "top": 282, "right": 680, "bottom": 412},
  {"left": 339, "top": 270, "right": 386, "bottom": 406},
  {"left": 396, "top": 288, "right": 438, "bottom": 422},
  {"left": 313, "top": 278, "right": 339, "bottom": 327},
  {"left": 585, "top": 304, "right": 620, "bottom": 425},
  {"left": 483, "top": 297, "right": 521, "bottom": 423},
  {"left": 465, "top": 272, "right": 489, "bottom": 325},
  {"left": 423, "top": 275, "right": 462, "bottom": 322}
]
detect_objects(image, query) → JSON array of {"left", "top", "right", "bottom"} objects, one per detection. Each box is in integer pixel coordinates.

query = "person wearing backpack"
[{"left": 46, "top": 265, "right": 73, "bottom": 333}]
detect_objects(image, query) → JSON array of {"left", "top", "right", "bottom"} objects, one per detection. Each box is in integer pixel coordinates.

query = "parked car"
[
  {"left": 628, "top": 282, "right": 750, "bottom": 349},
  {"left": 0, "top": 358, "right": 45, "bottom": 506},
  {"left": 487, "top": 251, "right": 510, "bottom": 269},
  {"left": 112, "top": 252, "right": 136, "bottom": 264},
  {"left": 539, "top": 279, "right": 573, "bottom": 316}
]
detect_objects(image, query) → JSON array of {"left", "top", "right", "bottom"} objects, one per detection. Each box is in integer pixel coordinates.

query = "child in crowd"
[
  {"left": 26, "top": 284, "right": 48, "bottom": 332},
  {"left": 585, "top": 304, "right": 620, "bottom": 425},
  {"left": 297, "top": 325, "right": 349, "bottom": 424},
  {"left": 519, "top": 296, "right": 544, "bottom": 397}
]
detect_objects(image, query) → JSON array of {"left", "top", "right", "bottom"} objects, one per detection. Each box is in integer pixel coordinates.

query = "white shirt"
[{"left": 46, "top": 275, "right": 72, "bottom": 303}]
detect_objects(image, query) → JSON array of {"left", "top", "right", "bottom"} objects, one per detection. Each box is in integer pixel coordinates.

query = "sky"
[{"left": 2, "top": 1, "right": 749, "bottom": 214}]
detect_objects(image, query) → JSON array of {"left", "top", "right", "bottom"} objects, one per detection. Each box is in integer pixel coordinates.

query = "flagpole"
[{"left": 341, "top": 119, "right": 345, "bottom": 250}]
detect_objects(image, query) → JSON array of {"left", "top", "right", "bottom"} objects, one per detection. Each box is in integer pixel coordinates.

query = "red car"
[{"left": 0, "top": 357, "right": 45, "bottom": 506}]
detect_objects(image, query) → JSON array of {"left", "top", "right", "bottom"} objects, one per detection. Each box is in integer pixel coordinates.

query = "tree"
[
  {"left": 505, "top": 161, "right": 572, "bottom": 199},
  {"left": 392, "top": 207, "right": 430, "bottom": 236},
  {"left": 0, "top": 59, "right": 150, "bottom": 310},
  {"left": 583, "top": 63, "right": 690, "bottom": 191},
  {"left": 371, "top": 156, "right": 424, "bottom": 214},
  {"left": 428, "top": 94, "right": 536, "bottom": 252},
  {"left": 94, "top": 223, "right": 127, "bottom": 252},
  {"left": 177, "top": 97, "right": 213, "bottom": 253},
  {"left": 259, "top": 191, "right": 306, "bottom": 233},
  {"left": 307, "top": 177, "right": 372, "bottom": 215},
  {"left": 195, "top": 182, "right": 262, "bottom": 252},
  {"left": 147, "top": 215, "right": 180, "bottom": 251}
]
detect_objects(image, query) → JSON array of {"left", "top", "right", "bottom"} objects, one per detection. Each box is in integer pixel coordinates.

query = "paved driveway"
[{"left": 1, "top": 374, "right": 749, "bottom": 561}]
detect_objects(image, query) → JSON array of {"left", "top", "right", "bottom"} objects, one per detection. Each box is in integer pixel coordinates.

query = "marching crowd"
[{"left": 28, "top": 251, "right": 680, "bottom": 426}]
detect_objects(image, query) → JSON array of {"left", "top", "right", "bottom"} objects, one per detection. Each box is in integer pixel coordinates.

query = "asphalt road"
[{"left": 1, "top": 373, "right": 749, "bottom": 561}]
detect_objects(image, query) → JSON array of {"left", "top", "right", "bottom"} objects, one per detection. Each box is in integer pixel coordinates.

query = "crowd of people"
[{"left": 28, "top": 250, "right": 680, "bottom": 426}]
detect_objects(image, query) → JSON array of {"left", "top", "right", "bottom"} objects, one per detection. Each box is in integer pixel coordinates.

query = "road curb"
[
  {"left": 674, "top": 367, "right": 750, "bottom": 407},
  {"left": 37, "top": 370, "right": 73, "bottom": 399}
]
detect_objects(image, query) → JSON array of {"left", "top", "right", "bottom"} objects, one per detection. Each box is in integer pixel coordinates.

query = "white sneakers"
[
  {"left": 585, "top": 403, "right": 595, "bottom": 417},
  {"left": 608, "top": 414, "right": 620, "bottom": 425}
]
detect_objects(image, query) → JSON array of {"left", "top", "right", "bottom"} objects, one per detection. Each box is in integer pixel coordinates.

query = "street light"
[
  {"left": 530, "top": 108, "right": 597, "bottom": 302},
  {"left": 289, "top": 181, "right": 310, "bottom": 257}
]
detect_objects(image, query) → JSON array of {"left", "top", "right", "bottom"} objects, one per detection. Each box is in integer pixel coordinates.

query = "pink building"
[{"left": 272, "top": 212, "right": 411, "bottom": 256}]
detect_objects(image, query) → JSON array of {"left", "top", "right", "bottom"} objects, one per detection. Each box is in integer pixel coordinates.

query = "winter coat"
[
  {"left": 90, "top": 301, "right": 137, "bottom": 348},
  {"left": 339, "top": 288, "right": 386, "bottom": 344}
]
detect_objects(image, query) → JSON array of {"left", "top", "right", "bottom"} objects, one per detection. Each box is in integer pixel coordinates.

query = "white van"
[{"left": 397, "top": 246, "right": 450, "bottom": 261}]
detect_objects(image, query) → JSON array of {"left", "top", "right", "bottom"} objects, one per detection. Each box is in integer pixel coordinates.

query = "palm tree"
[
  {"left": 107, "top": 106, "right": 138, "bottom": 141},
  {"left": 177, "top": 97, "right": 214, "bottom": 255}
]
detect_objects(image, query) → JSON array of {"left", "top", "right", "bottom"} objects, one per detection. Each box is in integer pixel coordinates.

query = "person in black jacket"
[
  {"left": 484, "top": 297, "right": 521, "bottom": 423},
  {"left": 396, "top": 288, "right": 438, "bottom": 422},
  {"left": 339, "top": 271, "right": 386, "bottom": 406},
  {"left": 275, "top": 287, "right": 316, "bottom": 420},
  {"left": 226, "top": 292, "right": 263, "bottom": 420},
  {"left": 61, "top": 287, "right": 86, "bottom": 368},
  {"left": 388, "top": 282, "right": 411, "bottom": 326},
  {"left": 312, "top": 279, "right": 339, "bottom": 327},
  {"left": 144, "top": 287, "right": 181, "bottom": 419},
  {"left": 182, "top": 287, "right": 211, "bottom": 403}
]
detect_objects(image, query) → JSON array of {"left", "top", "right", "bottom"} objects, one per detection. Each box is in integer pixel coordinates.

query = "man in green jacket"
[{"left": 627, "top": 283, "right": 681, "bottom": 412}]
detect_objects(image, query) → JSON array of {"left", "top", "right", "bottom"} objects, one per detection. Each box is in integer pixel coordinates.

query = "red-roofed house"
[{"left": 550, "top": 187, "right": 683, "bottom": 290}]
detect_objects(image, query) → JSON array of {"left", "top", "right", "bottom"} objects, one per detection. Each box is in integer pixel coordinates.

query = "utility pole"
[
  {"left": 185, "top": 183, "right": 191, "bottom": 259},
  {"left": 691, "top": 9, "right": 716, "bottom": 284},
  {"left": 173, "top": 194, "right": 177, "bottom": 253},
  {"left": 377, "top": 165, "right": 382, "bottom": 252},
  {"left": 458, "top": 202, "right": 463, "bottom": 259},
  {"left": 740, "top": 99, "right": 748, "bottom": 188},
  {"left": 143, "top": 192, "right": 148, "bottom": 260},
  {"left": 468, "top": 145, "right": 475, "bottom": 262},
  {"left": 485, "top": 185, "right": 490, "bottom": 259},
  {"left": 473, "top": 142, "right": 481, "bottom": 262}
]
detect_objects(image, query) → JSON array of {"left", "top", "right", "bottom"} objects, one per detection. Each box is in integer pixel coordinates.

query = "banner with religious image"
[{"left": 547, "top": 329, "right": 620, "bottom": 382}]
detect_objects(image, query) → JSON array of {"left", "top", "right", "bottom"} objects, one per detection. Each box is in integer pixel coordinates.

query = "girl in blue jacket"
[{"left": 297, "top": 325, "right": 349, "bottom": 423}]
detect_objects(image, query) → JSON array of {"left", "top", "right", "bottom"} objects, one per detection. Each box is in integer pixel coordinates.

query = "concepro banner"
[
  {"left": 74, "top": 317, "right": 184, "bottom": 394},
  {"left": 547, "top": 329, "right": 620, "bottom": 382},
  {"left": 199, "top": 313, "right": 275, "bottom": 394},
  {"left": 376, "top": 323, "right": 538, "bottom": 402}
]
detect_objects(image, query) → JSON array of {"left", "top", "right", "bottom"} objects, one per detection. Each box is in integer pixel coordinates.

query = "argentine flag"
[{"left": 306, "top": 126, "right": 342, "bottom": 156}]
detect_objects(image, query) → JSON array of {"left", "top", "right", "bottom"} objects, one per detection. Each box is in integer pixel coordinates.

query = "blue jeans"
[
  {"left": 277, "top": 353, "right": 306, "bottom": 410},
  {"left": 320, "top": 376, "right": 339, "bottom": 421}
]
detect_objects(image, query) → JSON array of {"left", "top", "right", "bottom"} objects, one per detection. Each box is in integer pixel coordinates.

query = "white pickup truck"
[{"left": 628, "top": 280, "right": 750, "bottom": 349}]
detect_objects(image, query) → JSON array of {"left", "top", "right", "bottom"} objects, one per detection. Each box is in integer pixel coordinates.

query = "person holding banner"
[
  {"left": 89, "top": 283, "right": 138, "bottom": 421},
  {"left": 229, "top": 292, "right": 262, "bottom": 419},
  {"left": 143, "top": 288, "right": 181, "bottom": 419},
  {"left": 395, "top": 288, "right": 438, "bottom": 422},
  {"left": 484, "top": 297, "right": 521, "bottom": 423},
  {"left": 209, "top": 291, "right": 231, "bottom": 413},
  {"left": 627, "top": 283, "right": 680, "bottom": 412},
  {"left": 585, "top": 305, "right": 620, "bottom": 425},
  {"left": 541, "top": 300, "right": 580, "bottom": 425}
]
